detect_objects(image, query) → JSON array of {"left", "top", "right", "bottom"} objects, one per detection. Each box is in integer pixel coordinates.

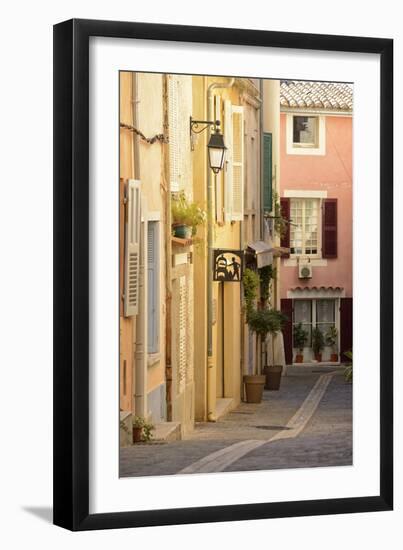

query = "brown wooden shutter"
[
  {"left": 340, "top": 297, "right": 353, "bottom": 361},
  {"left": 322, "top": 198, "right": 338, "bottom": 258},
  {"left": 281, "top": 298, "right": 293, "bottom": 365},
  {"left": 280, "top": 197, "right": 290, "bottom": 258}
]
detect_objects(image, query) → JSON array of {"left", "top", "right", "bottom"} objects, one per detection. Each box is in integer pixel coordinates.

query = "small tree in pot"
[
  {"left": 248, "top": 308, "right": 287, "bottom": 392},
  {"left": 243, "top": 268, "right": 260, "bottom": 321},
  {"left": 293, "top": 322, "right": 308, "bottom": 363},
  {"left": 312, "top": 327, "right": 325, "bottom": 362},
  {"left": 325, "top": 325, "right": 338, "bottom": 361},
  {"left": 242, "top": 269, "right": 265, "bottom": 402}
]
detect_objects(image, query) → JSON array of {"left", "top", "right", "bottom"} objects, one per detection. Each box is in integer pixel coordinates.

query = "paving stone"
[{"left": 119, "top": 373, "right": 352, "bottom": 477}]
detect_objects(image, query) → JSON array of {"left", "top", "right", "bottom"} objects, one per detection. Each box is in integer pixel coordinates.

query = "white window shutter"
[
  {"left": 231, "top": 105, "right": 244, "bottom": 221},
  {"left": 168, "top": 77, "right": 180, "bottom": 192},
  {"left": 147, "top": 222, "right": 159, "bottom": 353},
  {"left": 124, "top": 179, "right": 141, "bottom": 317},
  {"left": 168, "top": 75, "right": 192, "bottom": 193},
  {"left": 178, "top": 276, "right": 187, "bottom": 394},
  {"left": 223, "top": 99, "right": 233, "bottom": 222}
]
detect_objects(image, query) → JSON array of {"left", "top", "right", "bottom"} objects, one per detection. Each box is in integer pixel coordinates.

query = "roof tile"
[{"left": 280, "top": 80, "right": 353, "bottom": 111}]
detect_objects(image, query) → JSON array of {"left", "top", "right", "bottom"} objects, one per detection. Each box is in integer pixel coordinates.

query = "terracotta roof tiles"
[{"left": 280, "top": 80, "right": 353, "bottom": 112}]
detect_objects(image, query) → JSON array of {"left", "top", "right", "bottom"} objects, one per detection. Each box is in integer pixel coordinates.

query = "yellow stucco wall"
[
  {"left": 119, "top": 72, "right": 167, "bottom": 420},
  {"left": 192, "top": 77, "right": 247, "bottom": 419},
  {"left": 120, "top": 73, "right": 278, "bottom": 429}
]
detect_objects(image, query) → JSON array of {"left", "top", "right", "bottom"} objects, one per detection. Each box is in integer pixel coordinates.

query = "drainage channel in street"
[{"left": 178, "top": 373, "right": 334, "bottom": 474}]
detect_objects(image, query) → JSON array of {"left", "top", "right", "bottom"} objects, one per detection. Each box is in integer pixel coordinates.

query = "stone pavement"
[{"left": 119, "top": 370, "right": 352, "bottom": 478}]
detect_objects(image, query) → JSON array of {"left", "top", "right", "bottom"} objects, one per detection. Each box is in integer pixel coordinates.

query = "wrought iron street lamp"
[
  {"left": 207, "top": 129, "right": 227, "bottom": 174},
  {"left": 190, "top": 117, "right": 227, "bottom": 174}
]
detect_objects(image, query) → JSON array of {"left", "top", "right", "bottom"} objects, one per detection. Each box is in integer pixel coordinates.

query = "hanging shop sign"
[{"left": 213, "top": 249, "right": 244, "bottom": 282}]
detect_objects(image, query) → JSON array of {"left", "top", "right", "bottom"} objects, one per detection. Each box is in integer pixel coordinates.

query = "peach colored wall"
[{"left": 280, "top": 113, "right": 353, "bottom": 297}]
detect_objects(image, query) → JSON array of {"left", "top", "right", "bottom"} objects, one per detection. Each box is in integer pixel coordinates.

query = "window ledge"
[
  {"left": 286, "top": 146, "right": 325, "bottom": 156},
  {"left": 284, "top": 258, "right": 328, "bottom": 267},
  {"left": 172, "top": 236, "right": 193, "bottom": 247},
  {"left": 147, "top": 353, "right": 161, "bottom": 367}
]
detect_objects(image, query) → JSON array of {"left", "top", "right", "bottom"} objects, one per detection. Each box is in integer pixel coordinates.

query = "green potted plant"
[
  {"left": 132, "top": 416, "right": 155, "bottom": 443},
  {"left": 243, "top": 268, "right": 260, "bottom": 321},
  {"left": 343, "top": 350, "right": 353, "bottom": 382},
  {"left": 258, "top": 264, "right": 276, "bottom": 307},
  {"left": 264, "top": 309, "right": 287, "bottom": 390},
  {"left": 293, "top": 322, "right": 308, "bottom": 363},
  {"left": 312, "top": 327, "right": 325, "bottom": 362},
  {"left": 171, "top": 193, "right": 206, "bottom": 239},
  {"left": 247, "top": 308, "right": 287, "bottom": 394},
  {"left": 325, "top": 325, "right": 338, "bottom": 362}
]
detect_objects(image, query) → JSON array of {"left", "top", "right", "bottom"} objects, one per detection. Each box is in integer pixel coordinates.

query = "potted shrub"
[
  {"left": 343, "top": 350, "right": 353, "bottom": 383},
  {"left": 312, "top": 327, "right": 325, "bottom": 362},
  {"left": 132, "top": 416, "right": 155, "bottom": 443},
  {"left": 325, "top": 325, "right": 338, "bottom": 362},
  {"left": 142, "top": 420, "right": 155, "bottom": 442},
  {"left": 293, "top": 322, "right": 308, "bottom": 363},
  {"left": 171, "top": 193, "right": 206, "bottom": 239},
  {"left": 264, "top": 309, "right": 287, "bottom": 390},
  {"left": 132, "top": 416, "right": 144, "bottom": 443},
  {"left": 247, "top": 308, "right": 287, "bottom": 394}
]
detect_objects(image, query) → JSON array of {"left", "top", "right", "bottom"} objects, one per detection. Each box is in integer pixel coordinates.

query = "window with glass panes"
[
  {"left": 293, "top": 300, "right": 312, "bottom": 347},
  {"left": 290, "top": 198, "right": 319, "bottom": 256},
  {"left": 293, "top": 116, "right": 318, "bottom": 147},
  {"left": 316, "top": 299, "right": 335, "bottom": 339},
  {"left": 293, "top": 298, "right": 336, "bottom": 349}
]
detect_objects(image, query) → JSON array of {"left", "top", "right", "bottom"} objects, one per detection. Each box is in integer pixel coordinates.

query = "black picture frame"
[{"left": 53, "top": 18, "right": 393, "bottom": 531}]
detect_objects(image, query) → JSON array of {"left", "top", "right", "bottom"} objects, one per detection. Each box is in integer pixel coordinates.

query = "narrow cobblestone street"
[{"left": 120, "top": 368, "right": 352, "bottom": 477}]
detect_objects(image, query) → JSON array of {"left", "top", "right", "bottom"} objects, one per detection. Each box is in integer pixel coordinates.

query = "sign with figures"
[{"left": 213, "top": 249, "right": 244, "bottom": 282}]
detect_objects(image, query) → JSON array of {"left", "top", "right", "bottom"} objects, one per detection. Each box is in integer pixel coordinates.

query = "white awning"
[{"left": 247, "top": 240, "right": 273, "bottom": 268}]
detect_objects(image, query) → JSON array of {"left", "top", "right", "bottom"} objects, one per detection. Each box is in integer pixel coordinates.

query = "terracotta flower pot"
[
  {"left": 263, "top": 365, "right": 283, "bottom": 391},
  {"left": 314, "top": 353, "right": 322, "bottom": 362},
  {"left": 243, "top": 375, "right": 266, "bottom": 403},
  {"left": 295, "top": 353, "right": 303, "bottom": 363},
  {"left": 132, "top": 426, "right": 143, "bottom": 443},
  {"left": 330, "top": 353, "right": 338, "bottom": 362}
]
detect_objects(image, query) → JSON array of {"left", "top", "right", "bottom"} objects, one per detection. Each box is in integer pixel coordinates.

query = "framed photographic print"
[{"left": 53, "top": 19, "right": 393, "bottom": 530}]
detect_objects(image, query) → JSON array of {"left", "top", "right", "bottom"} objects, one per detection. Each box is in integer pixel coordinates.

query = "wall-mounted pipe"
[
  {"left": 132, "top": 72, "right": 148, "bottom": 419},
  {"left": 163, "top": 75, "right": 173, "bottom": 421}
]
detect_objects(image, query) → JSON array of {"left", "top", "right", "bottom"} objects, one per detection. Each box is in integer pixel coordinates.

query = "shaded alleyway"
[{"left": 120, "top": 368, "right": 352, "bottom": 477}]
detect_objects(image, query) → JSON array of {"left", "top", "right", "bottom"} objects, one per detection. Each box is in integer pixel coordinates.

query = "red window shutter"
[
  {"left": 280, "top": 197, "right": 290, "bottom": 257},
  {"left": 340, "top": 297, "right": 353, "bottom": 361},
  {"left": 281, "top": 298, "right": 293, "bottom": 365},
  {"left": 322, "top": 198, "right": 338, "bottom": 258}
]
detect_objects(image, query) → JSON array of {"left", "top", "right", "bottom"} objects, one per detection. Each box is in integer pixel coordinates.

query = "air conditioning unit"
[{"left": 298, "top": 262, "right": 312, "bottom": 279}]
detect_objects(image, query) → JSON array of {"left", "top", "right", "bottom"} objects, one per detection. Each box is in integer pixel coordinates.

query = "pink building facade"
[{"left": 278, "top": 81, "right": 353, "bottom": 365}]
